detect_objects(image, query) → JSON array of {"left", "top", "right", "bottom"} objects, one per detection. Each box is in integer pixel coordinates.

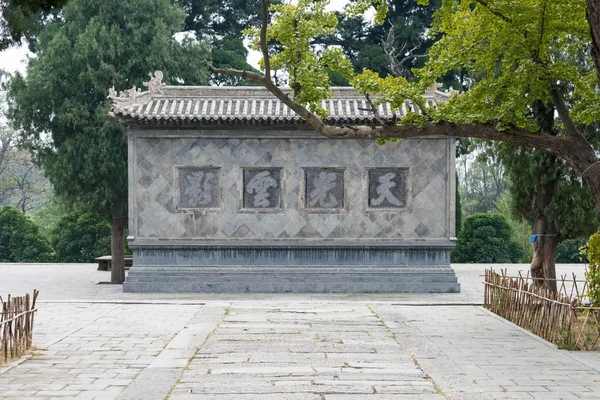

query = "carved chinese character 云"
[{"left": 246, "top": 170, "right": 278, "bottom": 207}]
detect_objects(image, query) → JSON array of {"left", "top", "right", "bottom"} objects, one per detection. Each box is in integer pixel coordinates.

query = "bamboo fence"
[
  {"left": 0, "top": 290, "right": 39, "bottom": 362},
  {"left": 484, "top": 269, "right": 600, "bottom": 350}
]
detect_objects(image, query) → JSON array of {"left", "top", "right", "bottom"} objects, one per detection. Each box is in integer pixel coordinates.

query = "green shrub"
[
  {"left": 451, "top": 213, "right": 523, "bottom": 263},
  {"left": 0, "top": 206, "right": 52, "bottom": 262},
  {"left": 585, "top": 231, "right": 600, "bottom": 307},
  {"left": 556, "top": 238, "right": 589, "bottom": 263},
  {"left": 51, "top": 212, "right": 111, "bottom": 262}
]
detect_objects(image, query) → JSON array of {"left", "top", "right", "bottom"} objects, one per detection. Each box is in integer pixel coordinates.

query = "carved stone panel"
[
  {"left": 177, "top": 167, "right": 220, "bottom": 209},
  {"left": 304, "top": 168, "right": 345, "bottom": 209},
  {"left": 368, "top": 168, "right": 409, "bottom": 208},
  {"left": 243, "top": 168, "right": 282, "bottom": 209}
]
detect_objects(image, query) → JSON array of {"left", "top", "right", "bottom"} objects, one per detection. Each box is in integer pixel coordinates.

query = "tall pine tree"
[{"left": 8, "top": 0, "right": 209, "bottom": 282}]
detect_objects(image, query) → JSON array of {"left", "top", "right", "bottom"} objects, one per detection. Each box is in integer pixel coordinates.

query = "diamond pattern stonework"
[{"left": 134, "top": 138, "right": 448, "bottom": 240}]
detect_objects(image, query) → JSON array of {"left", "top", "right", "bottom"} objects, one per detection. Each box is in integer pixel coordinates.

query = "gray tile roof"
[{"left": 109, "top": 71, "right": 452, "bottom": 125}]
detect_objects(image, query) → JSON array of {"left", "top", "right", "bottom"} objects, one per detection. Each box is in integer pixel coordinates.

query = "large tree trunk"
[
  {"left": 530, "top": 218, "right": 559, "bottom": 292},
  {"left": 562, "top": 139, "right": 600, "bottom": 218},
  {"left": 587, "top": 0, "right": 600, "bottom": 84},
  {"left": 529, "top": 168, "right": 560, "bottom": 291},
  {"left": 111, "top": 216, "right": 126, "bottom": 284}
]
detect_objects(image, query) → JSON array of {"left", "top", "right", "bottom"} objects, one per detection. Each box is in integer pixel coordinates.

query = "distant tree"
[
  {"left": 178, "top": 0, "right": 262, "bottom": 85},
  {"left": 316, "top": 1, "right": 442, "bottom": 81},
  {"left": 0, "top": 205, "right": 51, "bottom": 262},
  {"left": 452, "top": 213, "right": 523, "bottom": 263},
  {"left": 556, "top": 238, "right": 589, "bottom": 264},
  {"left": 51, "top": 212, "right": 111, "bottom": 262},
  {"left": 503, "top": 144, "right": 599, "bottom": 287},
  {"left": 0, "top": 89, "right": 51, "bottom": 213},
  {"left": 457, "top": 150, "right": 507, "bottom": 216},
  {"left": 8, "top": 0, "right": 210, "bottom": 283}
]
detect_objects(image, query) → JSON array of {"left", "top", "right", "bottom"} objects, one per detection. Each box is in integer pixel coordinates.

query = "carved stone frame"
[{"left": 174, "top": 166, "right": 222, "bottom": 212}]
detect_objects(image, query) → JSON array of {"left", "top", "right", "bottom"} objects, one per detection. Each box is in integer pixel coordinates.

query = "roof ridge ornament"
[
  {"left": 143, "top": 71, "right": 165, "bottom": 95},
  {"left": 108, "top": 85, "right": 142, "bottom": 104},
  {"left": 425, "top": 82, "right": 443, "bottom": 96}
]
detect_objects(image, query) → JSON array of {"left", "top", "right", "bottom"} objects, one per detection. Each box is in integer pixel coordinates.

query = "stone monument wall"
[{"left": 129, "top": 130, "right": 454, "bottom": 242}]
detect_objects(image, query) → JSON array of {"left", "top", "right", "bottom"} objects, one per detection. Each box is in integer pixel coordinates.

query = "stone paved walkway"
[{"left": 0, "top": 263, "right": 598, "bottom": 399}]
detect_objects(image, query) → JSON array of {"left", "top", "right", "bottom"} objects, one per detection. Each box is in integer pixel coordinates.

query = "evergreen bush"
[
  {"left": 451, "top": 213, "right": 523, "bottom": 263},
  {"left": 0, "top": 206, "right": 52, "bottom": 262},
  {"left": 51, "top": 212, "right": 111, "bottom": 262},
  {"left": 556, "top": 238, "right": 589, "bottom": 263},
  {"left": 584, "top": 231, "right": 600, "bottom": 307}
]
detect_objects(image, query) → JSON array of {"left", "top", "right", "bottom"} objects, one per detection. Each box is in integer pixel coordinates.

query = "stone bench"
[{"left": 96, "top": 256, "right": 133, "bottom": 271}]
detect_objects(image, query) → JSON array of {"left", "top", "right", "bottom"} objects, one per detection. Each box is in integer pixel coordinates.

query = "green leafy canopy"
[
  {"left": 246, "top": 0, "right": 600, "bottom": 131},
  {"left": 7, "top": 0, "right": 210, "bottom": 218}
]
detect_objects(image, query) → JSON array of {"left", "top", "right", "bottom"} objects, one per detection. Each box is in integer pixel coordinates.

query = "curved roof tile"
[{"left": 109, "top": 72, "right": 453, "bottom": 126}]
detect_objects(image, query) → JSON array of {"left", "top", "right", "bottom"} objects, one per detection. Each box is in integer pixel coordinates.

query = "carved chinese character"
[
  {"left": 178, "top": 168, "right": 220, "bottom": 209},
  {"left": 243, "top": 169, "right": 281, "bottom": 209},
  {"left": 368, "top": 169, "right": 408, "bottom": 208},
  {"left": 305, "top": 169, "right": 344, "bottom": 209}
]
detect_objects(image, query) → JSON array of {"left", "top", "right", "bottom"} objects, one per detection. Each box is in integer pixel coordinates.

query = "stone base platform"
[{"left": 123, "top": 240, "right": 460, "bottom": 293}]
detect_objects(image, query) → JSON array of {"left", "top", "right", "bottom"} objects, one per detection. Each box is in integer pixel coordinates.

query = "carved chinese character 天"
[
  {"left": 368, "top": 168, "right": 408, "bottom": 208},
  {"left": 178, "top": 168, "right": 220, "bottom": 209},
  {"left": 243, "top": 169, "right": 282, "bottom": 209},
  {"left": 305, "top": 169, "right": 344, "bottom": 209}
]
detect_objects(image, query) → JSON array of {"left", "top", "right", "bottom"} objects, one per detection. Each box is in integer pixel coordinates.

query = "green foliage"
[
  {"left": 51, "top": 212, "right": 111, "bottom": 263},
  {"left": 178, "top": 0, "right": 263, "bottom": 85},
  {"left": 457, "top": 150, "right": 508, "bottom": 216},
  {"left": 0, "top": 0, "right": 68, "bottom": 50},
  {"left": 418, "top": 0, "right": 598, "bottom": 131},
  {"left": 502, "top": 145, "right": 599, "bottom": 241},
  {"left": 451, "top": 213, "right": 523, "bottom": 263},
  {"left": 7, "top": 0, "right": 209, "bottom": 219},
  {"left": 584, "top": 231, "right": 600, "bottom": 307},
  {"left": 250, "top": 0, "right": 599, "bottom": 136},
  {"left": 210, "top": 38, "right": 261, "bottom": 86},
  {"left": 495, "top": 193, "right": 532, "bottom": 263},
  {"left": 315, "top": 2, "right": 441, "bottom": 80},
  {"left": 556, "top": 238, "right": 589, "bottom": 264},
  {"left": 0, "top": 205, "right": 52, "bottom": 262},
  {"left": 30, "top": 198, "right": 64, "bottom": 239}
]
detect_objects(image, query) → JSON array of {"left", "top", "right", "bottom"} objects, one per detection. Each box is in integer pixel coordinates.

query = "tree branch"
[
  {"left": 203, "top": 61, "right": 267, "bottom": 85},
  {"left": 205, "top": 72, "right": 568, "bottom": 162},
  {"left": 549, "top": 84, "right": 588, "bottom": 143},
  {"left": 587, "top": 0, "right": 600, "bottom": 84},
  {"left": 260, "top": 0, "right": 271, "bottom": 80},
  {"left": 475, "top": 0, "right": 512, "bottom": 23},
  {"left": 319, "top": 122, "right": 566, "bottom": 157},
  {"left": 364, "top": 93, "right": 384, "bottom": 125}
]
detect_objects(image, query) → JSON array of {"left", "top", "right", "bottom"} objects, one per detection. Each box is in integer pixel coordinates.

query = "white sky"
[
  {"left": 0, "top": 0, "right": 359, "bottom": 75},
  {"left": 0, "top": 45, "right": 29, "bottom": 75}
]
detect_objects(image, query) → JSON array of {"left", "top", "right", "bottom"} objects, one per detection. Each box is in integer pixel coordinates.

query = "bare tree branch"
[{"left": 382, "top": 24, "right": 427, "bottom": 78}]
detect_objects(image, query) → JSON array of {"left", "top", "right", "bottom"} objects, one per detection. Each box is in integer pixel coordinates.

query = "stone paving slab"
[
  {"left": 0, "top": 263, "right": 598, "bottom": 400},
  {"left": 169, "top": 302, "right": 441, "bottom": 400}
]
